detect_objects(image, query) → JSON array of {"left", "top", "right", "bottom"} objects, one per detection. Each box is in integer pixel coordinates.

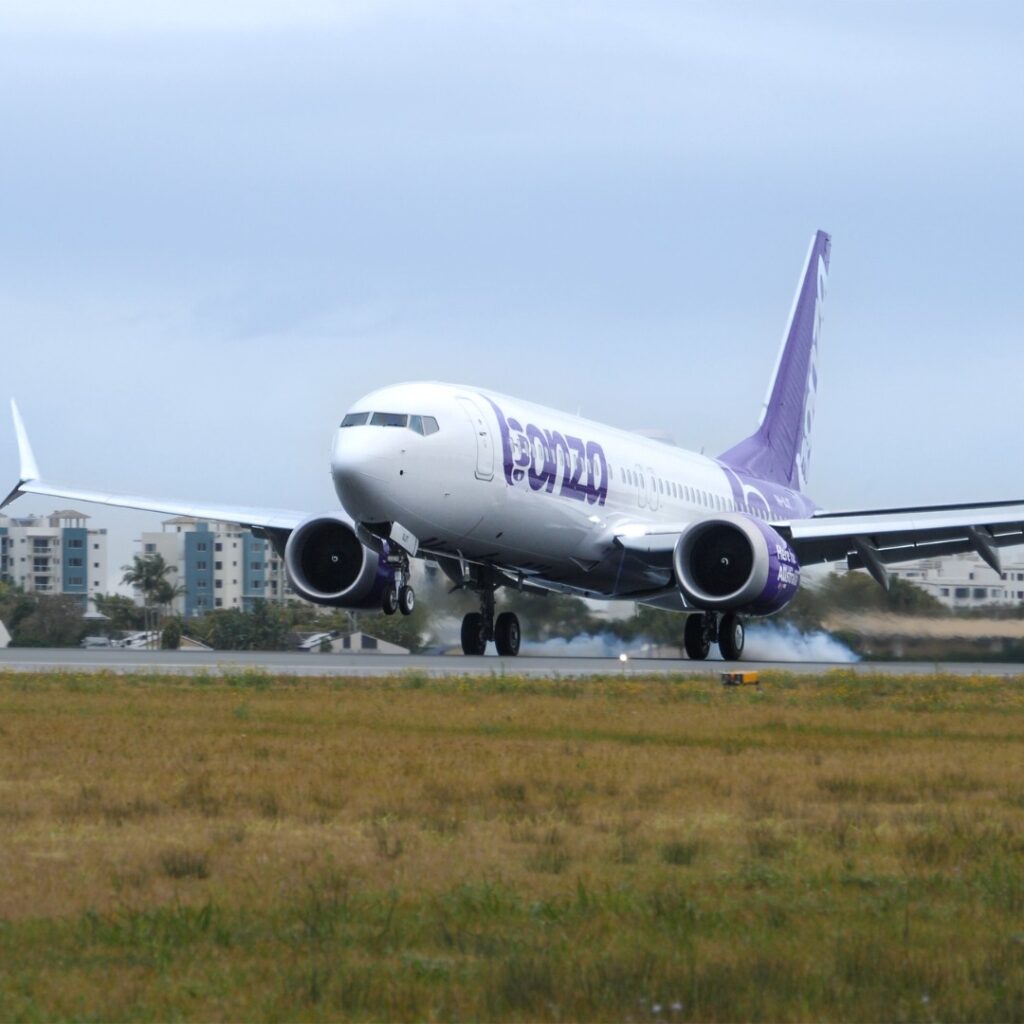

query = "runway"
[{"left": 1, "top": 648, "right": 1023, "bottom": 678}]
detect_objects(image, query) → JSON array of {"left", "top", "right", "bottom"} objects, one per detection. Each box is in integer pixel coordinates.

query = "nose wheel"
[{"left": 382, "top": 551, "right": 417, "bottom": 617}]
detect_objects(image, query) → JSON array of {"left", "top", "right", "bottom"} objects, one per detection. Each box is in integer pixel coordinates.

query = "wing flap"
[
  {"left": 614, "top": 501, "right": 1024, "bottom": 580},
  {"left": 782, "top": 504, "right": 1024, "bottom": 571}
]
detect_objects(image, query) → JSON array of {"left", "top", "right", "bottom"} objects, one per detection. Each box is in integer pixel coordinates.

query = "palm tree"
[{"left": 121, "top": 554, "right": 182, "bottom": 648}]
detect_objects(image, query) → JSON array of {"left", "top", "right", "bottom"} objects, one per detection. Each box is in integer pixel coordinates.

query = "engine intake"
[
  {"left": 673, "top": 513, "right": 800, "bottom": 615},
  {"left": 284, "top": 512, "right": 394, "bottom": 608}
]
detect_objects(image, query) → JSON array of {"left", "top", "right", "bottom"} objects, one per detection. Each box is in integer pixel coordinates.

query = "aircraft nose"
[{"left": 331, "top": 429, "right": 395, "bottom": 521}]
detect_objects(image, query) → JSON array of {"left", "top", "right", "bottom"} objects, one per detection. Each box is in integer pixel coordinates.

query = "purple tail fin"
[{"left": 718, "top": 230, "right": 831, "bottom": 492}]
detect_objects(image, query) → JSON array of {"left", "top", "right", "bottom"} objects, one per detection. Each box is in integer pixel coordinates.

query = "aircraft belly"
[{"left": 473, "top": 485, "right": 590, "bottom": 561}]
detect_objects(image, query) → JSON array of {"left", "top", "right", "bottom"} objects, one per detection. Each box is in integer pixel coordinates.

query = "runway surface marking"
[{"left": 1, "top": 649, "right": 1022, "bottom": 677}]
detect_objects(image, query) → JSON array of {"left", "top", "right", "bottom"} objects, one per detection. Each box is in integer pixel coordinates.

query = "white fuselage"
[{"left": 332, "top": 381, "right": 814, "bottom": 601}]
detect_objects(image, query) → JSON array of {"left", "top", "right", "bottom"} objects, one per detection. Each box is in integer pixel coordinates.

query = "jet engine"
[
  {"left": 672, "top": 513, "right": 800, "bottom": 615},
  {"left": 283, "top": 512, "right": 394, "bottom": 608}
]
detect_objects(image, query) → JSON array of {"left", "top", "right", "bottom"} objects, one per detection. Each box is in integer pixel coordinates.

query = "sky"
[{"left": 0, "top": 1, "right": 1022, "bottom": 583}]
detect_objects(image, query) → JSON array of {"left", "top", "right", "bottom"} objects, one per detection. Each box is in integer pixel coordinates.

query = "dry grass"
[{"left": 2, "top": 667, "right": 1024, "bottom": 1019}]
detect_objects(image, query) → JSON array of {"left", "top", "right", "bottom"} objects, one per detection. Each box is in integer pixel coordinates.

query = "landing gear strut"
[
  {"left": 684, "top": 612, "right": 745, "bottom": 661},
  {"left": 383, "top": 550, "right": 416, "bottom": 617},
  {"left": 458, "top": 568, "right": 521, "bottom": 656}
]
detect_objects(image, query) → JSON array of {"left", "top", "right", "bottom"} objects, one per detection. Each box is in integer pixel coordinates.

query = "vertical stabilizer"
[{"left": 718, "top": 230, "right": 830, "bottom": 491}]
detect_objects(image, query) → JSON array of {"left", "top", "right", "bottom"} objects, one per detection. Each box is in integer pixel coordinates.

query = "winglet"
[
  {"left": 11, "top": 399, "right": 40, "bottom": 483},
  {"left": 1, "top": 399, "right": 40, "bottom": 510}
]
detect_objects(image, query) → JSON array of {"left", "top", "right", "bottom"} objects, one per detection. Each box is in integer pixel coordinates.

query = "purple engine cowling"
[
  {"left": 672, "top": 513, "right": 800, "bottom": 615},
  {"left": 283, "top": 512, "right": 395, "bottom": 609}
]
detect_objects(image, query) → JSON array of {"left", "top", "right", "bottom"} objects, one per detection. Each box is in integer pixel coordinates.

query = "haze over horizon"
[{"left": 1, "top": 1, "right": 1021, "bottom": 586}]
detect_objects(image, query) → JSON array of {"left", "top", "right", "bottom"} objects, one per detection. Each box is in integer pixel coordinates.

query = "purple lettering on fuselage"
[
  {"left": 486, "top": 398, "right": 608, "bottom": 506},
  {"left": 719, "top": 464, "right": 818, "bottom": 521}
]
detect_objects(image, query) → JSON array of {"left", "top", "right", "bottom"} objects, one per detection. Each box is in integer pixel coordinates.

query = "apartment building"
[
  {"left": 137, "top": 517, "right": 291, "bottom": 617},
  {"left": 890, "top": 548, "right": 1024, "bottom": 609},
  {"left": 0, "top": 509, "right": 107, "bottom": 606}
]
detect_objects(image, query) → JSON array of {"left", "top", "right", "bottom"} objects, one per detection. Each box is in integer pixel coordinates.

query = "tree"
[
  {"left": 775, "top": 571, "right": 947, "bottom": 631},
  {"left": 121, "top": 553, "right": 182, "bottom": 646},
  {"left": 609, "top": 605, "right": 687, "bottom": 646},
  {"left": 161, "top": 617, "right": 182, "bottom": 650},
  {"left": 498, "top": 590, "right": 602, "bottom": 641},
  {"left": 184, "top": 601, "right": 295, "bottom": 651},
  {"left": 0, "top": 581, "right": 37, "bottom": 637},
  {"left": 14, "top": 594, "right": 85, "bottom": 647},
  {"left": 92, "top": 593, "right": 146, "bottom": 633}
]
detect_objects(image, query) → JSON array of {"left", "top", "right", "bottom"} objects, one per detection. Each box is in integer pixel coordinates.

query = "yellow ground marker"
[{"left": 721, "top": 670, "right": 760, "bottom": 687}]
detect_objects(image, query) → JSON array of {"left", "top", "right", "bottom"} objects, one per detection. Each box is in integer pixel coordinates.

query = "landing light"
[{"left": 619, "top": 653, "right": 628, "bottom": 663}]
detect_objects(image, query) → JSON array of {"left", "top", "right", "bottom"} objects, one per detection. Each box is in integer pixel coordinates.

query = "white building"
[
  {"left": 0, "top": 509, "right": 107, "bottom": 607},
  {"left": 890, "top": 548, "right": 1024, "bottom": 609},
  {"left": 137, "top": 517, "right": 292, "bottom": 617}
]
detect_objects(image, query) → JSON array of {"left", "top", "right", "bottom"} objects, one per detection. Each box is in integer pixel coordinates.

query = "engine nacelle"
[
  {"left": 283, "top": 512, "right": 394, "bottom": 609},
  {"left": 672, "top": 513, "right": 800, "bottom": 615}
]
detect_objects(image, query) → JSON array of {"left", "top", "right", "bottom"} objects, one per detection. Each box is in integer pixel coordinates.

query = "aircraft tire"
[
  {"left": 398, "top": 585, "right": 415, "bottom": 616},
  {"left": 461, "top": 612, "right": 487, "bottom": 656},
  {"left": 382, "top": 589, "right": 398, "bottom": 616},
  {"left": 684, "top": 614, "right": 710, "bottom": 660},
  {"left": 718, "top": 612, "right": 745, "bottom": 661},
  {"left": 494, "top": 612, "right": 521, "bottom": 657}
]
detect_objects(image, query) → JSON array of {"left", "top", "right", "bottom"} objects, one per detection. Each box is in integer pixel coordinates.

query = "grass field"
[{"left": 3, "top": 667, "right": 1024, "bottom": 1021}]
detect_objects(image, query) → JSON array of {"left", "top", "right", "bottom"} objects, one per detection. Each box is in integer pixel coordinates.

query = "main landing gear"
[
  {"left": 459, "top": 572, "right": 521, "bottom": 657},
  {"left": 382, "top": 551, "right": 416, "bottom": 617},
  {"left": 684, "top": 611, "right": 745, "bottom": 661}
]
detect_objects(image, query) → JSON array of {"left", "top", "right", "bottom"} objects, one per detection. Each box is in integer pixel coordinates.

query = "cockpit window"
[
  {"left": 345, "top": 411, "right": 440, "bottom": 433},
  {"left": 370, "top": 412, "right": 408, "bottom": 428}
]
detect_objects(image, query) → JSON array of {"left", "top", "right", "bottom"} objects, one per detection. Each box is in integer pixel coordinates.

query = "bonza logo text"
[{"left": 486, "top": 399, "right": 608, "bottom": 505}]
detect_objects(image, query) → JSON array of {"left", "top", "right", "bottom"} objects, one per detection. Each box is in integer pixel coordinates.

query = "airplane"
[{"left": 5, "top": 229, "right": 1024, "bottom": 660}]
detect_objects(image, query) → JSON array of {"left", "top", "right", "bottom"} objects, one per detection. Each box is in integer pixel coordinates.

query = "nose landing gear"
[
  {"left": 684, "top": 612, "right": 745, "bottom": 661},
  {"left": 382, "top": 550, "right": 416, "bottom": 617}
]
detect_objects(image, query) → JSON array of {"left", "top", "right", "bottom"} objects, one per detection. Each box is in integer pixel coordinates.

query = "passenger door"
[{"left": 457, "top": 396, "right": 494, "bottom": 481}]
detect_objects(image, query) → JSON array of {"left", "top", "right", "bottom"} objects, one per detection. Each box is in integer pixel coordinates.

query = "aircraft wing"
[
  {"left": 2, "top": 400, "right": 307, "bottom": 533},
  {"left": 615, "top": 499, "right": 1024, "bottom": 588},
  {"left": 781, "top": 502, "right": 1024, "bottom": 580}
]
